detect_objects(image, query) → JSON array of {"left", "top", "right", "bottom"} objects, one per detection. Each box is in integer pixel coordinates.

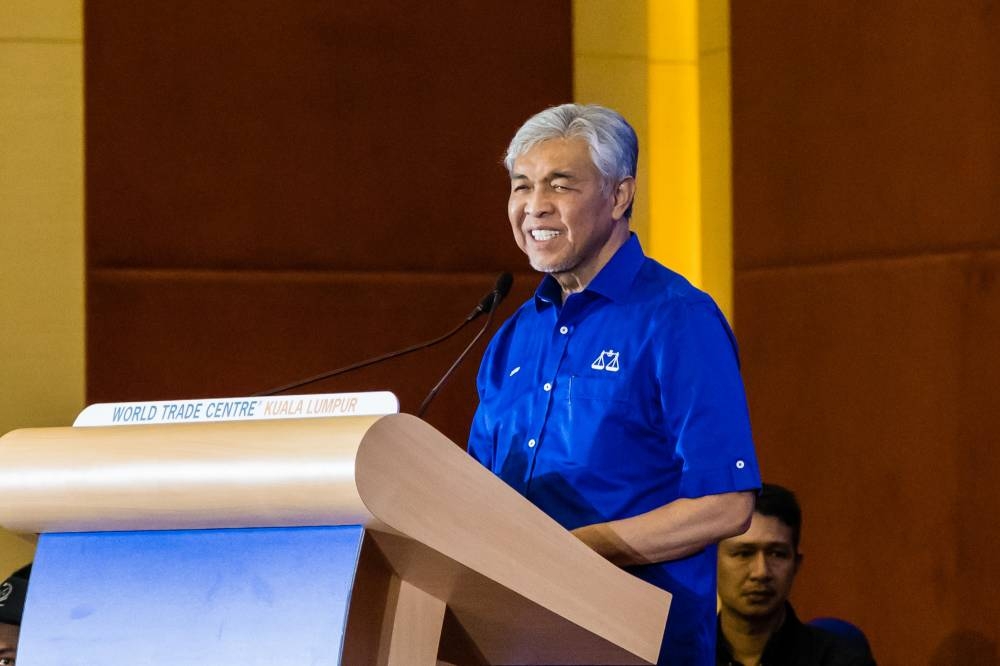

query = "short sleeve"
[{"left": 658, "top": 300, "right": 761, "bottom": 498}]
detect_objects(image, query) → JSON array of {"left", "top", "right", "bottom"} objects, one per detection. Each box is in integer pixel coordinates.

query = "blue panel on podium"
[{"left": 17, "top": 525, "right": 365, "bottom": 666}]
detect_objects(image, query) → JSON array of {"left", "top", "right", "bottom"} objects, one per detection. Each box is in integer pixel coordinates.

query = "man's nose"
[
  {"left": 748, "top": 552, "right": 771, "bottom": 580},
  {"left": 525, "top": 189, "right": 553, "bottom": 217}
]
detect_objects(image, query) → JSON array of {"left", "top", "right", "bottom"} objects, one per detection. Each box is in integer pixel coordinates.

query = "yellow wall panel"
[
  {"left": 0, "top": 0, "right": 81, "bottom": 39},
  {"left": 573, "top": 56, "right": 649, "bottom": 123},
  {"left": 0, "top": 42, "right": 84, "bottom": 429},
  {"left": 647, "top": 61, "right": 701, "bottom": 283},
  {"left": 698, "top": 49, "right": 732, "bottom": 315},
  {"left": 697, "top": 0, "right": 729, "bottom": 53},
  {"left": 573, "top": 0, "right": 646, "bottom": 57},
  {"left": 573, "top": 54, "right": 650, "bottom": 244},
  {"left": 647, "top": 0, "right": 697, "bottom": 62},
  {"left": 0, "top": 534, "right": 34, "bottom": 580},
  {"left": 0, "top": 0, "right": 84, "bottom": 577},
  {"left": 575, "top": 0, "right": 733, "bottom": 319}
]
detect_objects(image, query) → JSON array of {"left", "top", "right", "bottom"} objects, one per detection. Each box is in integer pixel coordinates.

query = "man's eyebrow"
[{"left": 510, "top": 170, "right": 581, "bottom": 182}]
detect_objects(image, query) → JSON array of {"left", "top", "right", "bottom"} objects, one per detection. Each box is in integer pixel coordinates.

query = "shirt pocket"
[{"left": 568, "top": 374, "right": 631, "bottom": 403}]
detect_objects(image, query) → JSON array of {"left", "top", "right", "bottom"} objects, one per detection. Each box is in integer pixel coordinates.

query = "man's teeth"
[{"left": 531, "top": 229, "right": 561, "bottom": 241}]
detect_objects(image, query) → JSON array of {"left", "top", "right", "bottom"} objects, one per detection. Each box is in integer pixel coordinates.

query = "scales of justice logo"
[{"left": 590, "top": 349, "right": 620, "bottom": 372}]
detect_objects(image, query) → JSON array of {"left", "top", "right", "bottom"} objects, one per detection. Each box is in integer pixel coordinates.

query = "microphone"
[
  {"left": 254, "top": 273, "right": 514, "bottom": 397},
  {"left": 472, "top": 271, "right": 513, "bottom": 318},
  {"left": 415, "top": 273, "right": 513, "bottom": 417}
]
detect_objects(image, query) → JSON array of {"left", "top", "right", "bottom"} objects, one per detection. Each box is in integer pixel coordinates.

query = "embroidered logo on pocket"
[{"left": 590, "top": 350, "right": 620, "bottom": 372}]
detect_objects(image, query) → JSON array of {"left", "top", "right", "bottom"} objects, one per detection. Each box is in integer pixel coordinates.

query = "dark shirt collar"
[
  {"left": 717, "top": 603, "right": 805, "bottom": 666},
  {"left": 534, "top": 233, "right": 644, "bottom": 309}
]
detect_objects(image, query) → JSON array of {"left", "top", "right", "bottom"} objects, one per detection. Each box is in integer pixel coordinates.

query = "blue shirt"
[{"left": 468, "top": 235, "right": 761, "bottom": 665}]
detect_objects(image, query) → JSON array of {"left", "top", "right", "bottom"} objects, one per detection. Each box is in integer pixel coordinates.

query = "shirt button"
[
  {"left": 528, "top": 439, "right": 536, "bottom": 448},
  {"left": 559, "top": 326, "right": 569, "bottom": 335},
  {"left": 543, "top": 382, "right": 552, "bottom": 392},
  {"left": 736, "top": 460, "right": 745, "bottom": 469}
]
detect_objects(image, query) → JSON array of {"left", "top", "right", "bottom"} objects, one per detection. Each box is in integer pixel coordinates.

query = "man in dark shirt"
[{"left": 716, "top": 484, "right": 875, "bottom": 666}]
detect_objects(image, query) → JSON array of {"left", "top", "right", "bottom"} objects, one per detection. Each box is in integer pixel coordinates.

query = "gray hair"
[{"left": 504, "top": 103, "right": 639, "bottom": 217}]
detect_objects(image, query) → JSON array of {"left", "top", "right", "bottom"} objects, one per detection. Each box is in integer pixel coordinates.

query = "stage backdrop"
[
  {"left": 85, "top": 1, "right": 572, "bottom": 446},
  {"left": 732, "top": 3, "right": 1000, "bottom": 664}
]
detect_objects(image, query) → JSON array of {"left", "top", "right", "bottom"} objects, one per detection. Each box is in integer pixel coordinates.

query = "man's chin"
[
  {"left": 530, "top": 257, "right": 576, "bottom": 274},
  {"left": 735, "top": 597, "right": 782, "bottom": 619}
]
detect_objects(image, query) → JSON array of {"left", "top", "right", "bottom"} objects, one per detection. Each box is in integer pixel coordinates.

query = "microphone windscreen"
[
  {"left": 472, "top": 272, "right": 515, "bottom": 317},
  {"left": 494, "top": 272, "right": 514, "bottom": 304}
]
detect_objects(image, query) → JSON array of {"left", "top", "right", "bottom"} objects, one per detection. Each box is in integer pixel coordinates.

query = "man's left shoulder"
[
  {"left": 633, "top": 259, "right": 719, "bottom": 311},
  {"left": 629, "top": 260, "right": 732, "bottom": 339}
]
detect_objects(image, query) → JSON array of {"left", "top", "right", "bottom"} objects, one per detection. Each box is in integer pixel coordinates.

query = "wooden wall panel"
[
  {"left": 736, "top": 254, "right": 1000, "bottom": 661},
  {"left": 85, "top": 1, "right": 572, "bottom": 445},
  {"left": 86, "top": 270, "right": 537, "bottom": 445},
  {"left": 86, "top": 1, "right": 567, "bottom": 271},
  {"left": 733, "top": 3, "right": 999, "bottom": 270},
  {"left": 732, "top": 3, "right": 1000, "bottom": 664}
]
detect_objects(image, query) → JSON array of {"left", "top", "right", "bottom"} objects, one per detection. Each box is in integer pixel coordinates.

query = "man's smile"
[{"left": 530, "top": 229, "right": 562, "bottom": 241}]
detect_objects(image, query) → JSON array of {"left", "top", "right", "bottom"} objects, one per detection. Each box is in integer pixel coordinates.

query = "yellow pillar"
[
  {"left": 574, "top": 0, "right": 733, "bottom": 319},
  {"left": 573, "top": 0, "right": 652, "bottom": 244},
  {"left": 693, "top": 0, "right": 733, "bottom": 318},
  {"left": 0, "top": 0, "right": 85, "bottom": 575}
]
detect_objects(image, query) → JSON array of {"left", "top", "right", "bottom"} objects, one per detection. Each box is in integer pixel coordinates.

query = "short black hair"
[{"left": 755, "top": 483, "right": 802, "bottom": 551}]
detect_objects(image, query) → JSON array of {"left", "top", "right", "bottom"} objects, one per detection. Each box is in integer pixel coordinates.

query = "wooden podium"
[{"left": 0, "top": 412, "right": 670, "bottom": 665}]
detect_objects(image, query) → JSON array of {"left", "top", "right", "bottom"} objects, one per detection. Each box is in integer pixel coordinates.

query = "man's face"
[
  {"left": 0, "top": 622, "right": 18, "bottom": 665},
  {"left": 507, "top": 137, "right": 631, "bottom": 284},
  {"left": 717, "top": 512, "right": 800, "bottom": 621}
]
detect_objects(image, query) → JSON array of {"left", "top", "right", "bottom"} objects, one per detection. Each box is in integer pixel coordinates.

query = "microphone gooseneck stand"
[{"left": 253, "top": 273, "right": 513, "bottom": 398}]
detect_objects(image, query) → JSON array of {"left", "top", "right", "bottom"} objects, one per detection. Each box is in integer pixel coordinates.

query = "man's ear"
[
  {"left": 611, "top": 176, "right": 636, "bottom": 221},
  {"left": 793, "top": 551, "right": 804, "bottom": 575}
]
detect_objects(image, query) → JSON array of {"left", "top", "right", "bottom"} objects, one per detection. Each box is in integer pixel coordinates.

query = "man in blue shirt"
[{"left": 468, "top": 104, "right": 761, "bottom": 665}]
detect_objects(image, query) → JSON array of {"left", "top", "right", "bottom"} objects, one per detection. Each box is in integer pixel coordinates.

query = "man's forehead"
[{"left": 0, "top": 622, "right": 17, "bottom": 646}]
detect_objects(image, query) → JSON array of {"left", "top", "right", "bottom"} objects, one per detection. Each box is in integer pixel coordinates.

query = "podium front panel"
[{"left": 18, "top": 525, "right": 365, "bottom": 666}]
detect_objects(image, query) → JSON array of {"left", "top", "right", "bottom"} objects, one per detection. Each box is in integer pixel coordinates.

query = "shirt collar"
[
  {"left": 716, "top": 603, "right": 804, "bottom": 665},
  {"left": 533, "top": 233, "right": 645, "bottom": 309},
  {"left": 760, "top": 603, "right": 804, "bottom": 659}
]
